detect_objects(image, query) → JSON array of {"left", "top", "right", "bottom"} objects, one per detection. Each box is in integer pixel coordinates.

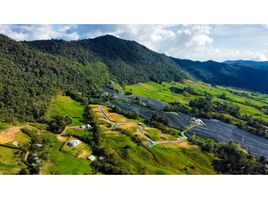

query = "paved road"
[{"left": 99, "top": 106, "right": 115, "bottom": 123}]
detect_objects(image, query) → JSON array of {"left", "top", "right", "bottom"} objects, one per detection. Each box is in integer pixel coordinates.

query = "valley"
[{"left": 0, "top": 33, "right": 268, "bottom": 175}]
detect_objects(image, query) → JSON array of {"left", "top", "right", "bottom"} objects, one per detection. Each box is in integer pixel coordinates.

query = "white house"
[
  {"left": 88, "top": 155, "right": 96, "bottom": 161},
  {"left": 191, "top": 118, "right": 204, "bottom": 125},
  {"left": 68, "top": 139, "right": 81, "bottom": 147}
]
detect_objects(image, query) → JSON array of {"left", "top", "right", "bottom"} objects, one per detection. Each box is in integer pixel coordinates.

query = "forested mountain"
[
  {"left": 173, "top": 58, "right": 268, "bottom": 93},
  {"left": 1, "top": 33, "right": 268, "bottom": 122},
  {"left": 0, "top": 34, "right": 110, "bottom": 121},
  {"left": 0, "top": 34, "right": 187, "bottom": 122},
  {"left": 26, "top": 35, "right": 187, "bottom": 84}
]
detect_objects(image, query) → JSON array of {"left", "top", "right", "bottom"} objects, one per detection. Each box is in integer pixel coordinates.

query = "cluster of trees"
[
  {"left": 47, "top": 115, "right": 72, "bottom": 133},
  {"left": 146, "top": 113, "right": 169, "bottom": 126},
  {"left": 20, "top": 128, "right": 50, "bottom": 174},
  {"left": 144, "top": 113, "right": 181, "bottom": 136},
  {"left": 189, "top": 137, "right": 268, "bottom": 174},
  {"left": 170, "top": 86, "right": 205, "bottom": 96},
  {"left": 110, "top": 106, "right": 138, "bottom": 119}
]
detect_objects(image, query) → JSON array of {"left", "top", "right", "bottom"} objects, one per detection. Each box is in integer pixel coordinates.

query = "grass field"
[
  {"left": 125, "top": 80, "right": 268, "bottom": 122},
  {"left": 47, "top": 95, "right": 85, "bottom": 125},
  {"left": 0, "top": 146, "right": 26, "bottom": 174}
]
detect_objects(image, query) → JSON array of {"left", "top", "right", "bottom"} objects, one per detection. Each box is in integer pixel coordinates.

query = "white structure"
[
  {"left": 80, "top": 124, "right": 92, "bottom": 129},
  {"left": 68, "top": 138, "right": 81, "bottom": 147},
  {"left": 191, "top": 118, "right": 204, "bottom": 125},
  {"left": 88, "top": 155, "right": 96, "bottom": 161},
  {"left": 35, "top": 143, "right": 43, "bottom": 148},
  {"left": 12, "top": 141, "right": 19, "bottom": 147}
]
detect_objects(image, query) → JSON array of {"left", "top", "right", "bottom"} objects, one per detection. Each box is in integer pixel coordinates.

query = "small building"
[
  {"left": 99, "top": 156, "right": 104, "bottom": 161},
  {"left": 80, "top": 125, "right": 86, "bottom": 129},
  {"left": 191, "top": 118, "right": 204, "bottom": 125},
  {"left": 12, "top": 141, "right": 19, "bottom": 147},
  {"left": 88, "top": 155, "right": 96, "bottom": 161},
  {"left": 33, "top": 157, "right": 42, "bottom": 164},
  {"left": 35, "top": 143, "right": 43, "bottom": 148},
  {"left": 68, "top": 139, "right": 81, "bottom": 147}
]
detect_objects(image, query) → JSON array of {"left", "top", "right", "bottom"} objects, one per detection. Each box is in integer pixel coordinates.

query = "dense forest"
[{"left": 0, "top": 34, "right": 110, "bottom": 121}]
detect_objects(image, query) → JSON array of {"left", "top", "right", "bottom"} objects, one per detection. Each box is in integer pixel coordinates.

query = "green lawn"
[
  {"left": 63, "top": 128, "right": 91, "bottom": 138},
  {"left": 40, "top": 132, "right": 92, "bottom": 175},
  {"left": 47, "top": 95, "right": 85, "bottom": 125},
  {"left": 61, "top": 136, "right": 92, "bottom": 158},
  {"left": 0, "top": 146, "right": 27, "bottom": 174}
]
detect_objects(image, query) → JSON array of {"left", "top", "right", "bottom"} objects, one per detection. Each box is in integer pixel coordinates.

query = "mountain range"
[{"left": 1, "top": 33, "right": 268, "bottom": 121}]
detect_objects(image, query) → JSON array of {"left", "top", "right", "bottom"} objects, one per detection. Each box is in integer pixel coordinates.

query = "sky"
[{"left": 1, "top": 24, "right": 268, "bottom": 62}]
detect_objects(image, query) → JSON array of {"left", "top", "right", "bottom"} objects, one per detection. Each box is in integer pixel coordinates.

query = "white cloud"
[
  {"left": 0, "top": 25, "right": 80, "bottom": 41},
  {"left": 1, "top": 24, "right": 268, "bottom": 61}
]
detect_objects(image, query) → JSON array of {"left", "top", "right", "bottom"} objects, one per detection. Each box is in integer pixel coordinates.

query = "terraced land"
[
  {"left": 109, "top": 98, "right": 268, "bottom": 157},
  {"left": 90, "top": 104, "right": 217, "bottom": 174}
]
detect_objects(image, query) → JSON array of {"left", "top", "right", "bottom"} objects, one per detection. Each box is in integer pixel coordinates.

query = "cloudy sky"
[{"left": 1, "top": 24, "right": 268, "bottom": 61}]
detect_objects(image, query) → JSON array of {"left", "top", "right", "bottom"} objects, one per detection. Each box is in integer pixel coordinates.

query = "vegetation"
[
  {"left": 190, "top": 136, "right": 268, "bottom": 174},
  {"left": 88, "top": 105, "right": 217, "bottom": 174},
  {"left": 126, "top": 80, "right": 268, "bottom": 138}
]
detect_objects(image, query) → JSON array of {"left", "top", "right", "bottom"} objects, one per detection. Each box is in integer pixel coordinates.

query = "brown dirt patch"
[
  {"left": 0, "top": 126, "right": 25, "bottom": 144},
  {"left": 57, "top": 135, "right": 68, "bottom": 142},
  {"left": 78, "top": 150, "right": 90, "bottom": 159},
  {"left": 117, "top": 123, "right": 137, "bottom": 131},
  {"left": 176, "top": 140, "right": 192, "bottom": 148},
  {"left": 106, "top": 113, "right": 128, "bottom": 123}
]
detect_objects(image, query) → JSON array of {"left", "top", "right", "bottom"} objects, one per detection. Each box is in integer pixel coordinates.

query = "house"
[
  {"left": 88, "top": 155, "right": 96, "bottom": 161},
  {"left": 12, "top": 141, "right": 19, "bottom": 147},
  {"left": 191, "top": 118, "right": 204, "bottom": 125},
  {"left": 80, "top": 125, "right": 87, "bottom": 129},
  {"left": 68, "top": 139, "right": 81, "bottom": 147},
  {"left": 33, "top": 157, "right": 42, "bottom": 164},
  {"left": 99, "top": 156, "right": 104, "bottom": 161},
  {"left": 80, "top": 124, "right": 92, "bottom": 129}
]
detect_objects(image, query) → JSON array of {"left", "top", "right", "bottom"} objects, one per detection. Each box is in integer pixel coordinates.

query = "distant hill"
[
  {"left": 224, "top": 60, "right": 268, "bottom": 70},
  {"left": 172, "top": 58, "right": 268, "bottom": 93}
]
